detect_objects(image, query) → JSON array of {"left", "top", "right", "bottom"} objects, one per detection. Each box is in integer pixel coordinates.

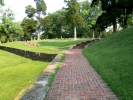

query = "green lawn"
[
  {"left": 0, "top": 50, "right": 49, "bottom": 100},
  {"left": 0, "top": 41, "right": 60, "bottom": 54},
  {"left": 83, "top": 27, "right": 133, "bottom": 100},
  {"left": 0, "top": 38, "right": 89, "bottom": 54},
  {"left": 36, "top": 38, "right": 89, "bottom": 49}
]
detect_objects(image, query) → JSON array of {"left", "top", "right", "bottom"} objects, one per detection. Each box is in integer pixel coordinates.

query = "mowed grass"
[
  {"left": 83, "top": 27, "right": 133, "bottom": 100},
  {"left": 0, "top": 38, "right": 89, "bottom": 54},
  {"left": 36, "top": 38, "right": 89, "bottom": 49},
  {"left": 0, "top": 50, "right": 49, "bottom": 100},
  {"left": 0, "top": 42, "right": 60, "bottom": 54},
  {"left": 0, "top": 39, "right": 89, "bottom": 100}
]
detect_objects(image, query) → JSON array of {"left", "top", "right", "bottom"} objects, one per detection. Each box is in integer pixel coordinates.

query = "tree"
[
  {"left": 92, "top": 0, "right": 120, "bottom": 32},
  {"left": 118, "top": 0, "right": 133, "bottom": 29},
  {"left": 41, "top": 16, "right": 51, "bottom": 39},
  {"left": 65, "top": 0, "right": 83, "bottom": 40},
  {"left": 81, "top": 0, "right": 102, "bottom": 38},
  {"left": 25, "top": 5, "right": 36, "bottom": 18},
  {"left": 24, "top": 0, "right": 47, "bottom": 40},
  {"left": 11, "top": 22, "right": 24, "bottom": 41},
  {"left": 0, "top": 1, "right": 24, "bottom": 42},
  {"left": 0, "top": 6, "right": 24, "bottom": 42},
  {"left": 0, "top": 0, "right": 4, "bottom": 6},
  {"left": 127, "top": 13, "right": 133, "bottom": 28},
  {"left": 0, "top": 16, "right": 23, "bottom": 42},
  {"left": 34, "top": 0, "right": 47, "bottom": 40},
  {"left": 92, "top": 0, "right": 133, "bottom": 32},
  {"left": 41, "top": 10, "right": 67, "bottom": 39},
  {"left": 21, "top": 18, "right": 37, "bottom": 40}
]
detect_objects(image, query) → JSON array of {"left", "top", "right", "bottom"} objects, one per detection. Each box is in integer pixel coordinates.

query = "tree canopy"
[
  {"left": 65, "top": 0, "right": 83, "bottom": 40},
  {"left": 92, "top": 0, "right": 133, "bottom": 32},
  {"left": 1, "top": 0, "right": 133, "bottom": 42},
  {"left": 0, "top": 5, "right": 24, "bottom": 43}
]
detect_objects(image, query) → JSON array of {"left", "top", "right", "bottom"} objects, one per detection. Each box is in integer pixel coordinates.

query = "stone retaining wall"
[{"left": 0, "top": 46, "right": 57, "bottom": 62}]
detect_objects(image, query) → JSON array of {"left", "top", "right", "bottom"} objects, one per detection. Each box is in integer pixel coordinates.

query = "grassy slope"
[{"left": 83, "top": 27, "right": 133, "bottom": 100}]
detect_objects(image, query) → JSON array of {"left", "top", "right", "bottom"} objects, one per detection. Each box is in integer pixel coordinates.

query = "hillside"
[{"left": 83, "top": 27, "right": 133, "bottom": 100}]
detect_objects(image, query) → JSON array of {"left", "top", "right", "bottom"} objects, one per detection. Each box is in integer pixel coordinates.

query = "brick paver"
[{"left": 47, "top": 49, "right": 118, "bottom": 100}]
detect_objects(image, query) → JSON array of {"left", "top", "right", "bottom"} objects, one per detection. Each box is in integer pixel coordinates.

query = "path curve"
[{"left": 47, "top": 49, "right": 118, "bottom": 100}]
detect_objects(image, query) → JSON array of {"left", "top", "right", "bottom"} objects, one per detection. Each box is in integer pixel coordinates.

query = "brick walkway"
[{"left": 46, "top": 49, "right": 118, "bottom": 100}]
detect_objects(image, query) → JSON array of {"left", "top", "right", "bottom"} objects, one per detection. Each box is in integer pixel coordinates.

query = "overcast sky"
[{"left": 4, "top": 0, "right": 66, "bottom": 21}]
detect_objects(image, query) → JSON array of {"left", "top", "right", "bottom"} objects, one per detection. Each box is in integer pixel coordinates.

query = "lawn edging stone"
[{"left": 20, "top": 54, "right": 63, "bottom": 100}]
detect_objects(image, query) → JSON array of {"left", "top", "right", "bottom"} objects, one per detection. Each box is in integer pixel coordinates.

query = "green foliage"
[
  {"left": 0, "top": 0, "right": 4, "bottom": 6},
  {"left": 35, "top": 0, "right": 46, "bottom": 15},
  {"left": 41, "top": 10, "right": 67, "bottom": 39},
  {"left": 83, "top": 26, "right": 133, "bottom": 100},
  {"left": 21, "top": 18, "right": 37, "bottom": 40},
  {"left": 0, "top": 16, "right": 24, "bottom": 42},
  {"left": 24, "top": 0, "right": 47, "bottom": 40},
  {"left": 41, "top": 16, "right": 51, "bottom": 29},
  {"left": 65, "top": 0, "right": 83, "bottom": 40},
  {"left": 25, "top": 5, "right": 36, "bottom": 18},
  {"left": 92, "top": 0, "right": 133, "bottom": 31},
  {"left": 80, "top": 0, "right": 102, "bottom": 38},
  {"left": 34, "top": 0, "right": 47, "bottom": 40},
  {"left": 0, "top": 36, "right": 6, "bottom": 43},
  {"left": 0, "top": 6, "right": 23, "bottom": 42},
  {"left": 69, "top": 13, "right": 83, "bottom": 26},
  {"left": 127, "top": 13, "right": 133, "bottom": 27}
]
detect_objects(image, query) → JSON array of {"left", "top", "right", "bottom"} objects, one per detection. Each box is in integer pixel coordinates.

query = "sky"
[{"left": 4, "top": 0, "right": 66, "bottom": 21}]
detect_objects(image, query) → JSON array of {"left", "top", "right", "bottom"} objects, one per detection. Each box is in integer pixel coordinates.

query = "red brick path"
[{"left": 47, "top": 49, "right": 118, "bottom": 100}]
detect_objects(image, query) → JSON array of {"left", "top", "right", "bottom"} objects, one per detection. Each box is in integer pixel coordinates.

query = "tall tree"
[
  {"left": 118, "top": 0, "right": 133, "bottom": 29},
  {"left": 41, "top": 10, "right": 67, "bottom": 39},
  {"left": 65, "top": 0, "right": 83, "bottom": 40},
  {"left": 92, "top": 0, "right": 120, "bottom": 32},
  {"left": 34, "top": 0, "right": 47, "bottom": 40},
  {"left": 81, "top": 0, "right": 102, "bottom": 38}
]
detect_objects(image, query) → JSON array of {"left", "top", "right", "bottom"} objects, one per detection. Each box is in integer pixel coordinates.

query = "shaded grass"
[
  {"left": 0, "top": 50, "right": 49, "bottom": 100},
  {"left": 83, "top": 27, "right": 133, "bottom": 100}
]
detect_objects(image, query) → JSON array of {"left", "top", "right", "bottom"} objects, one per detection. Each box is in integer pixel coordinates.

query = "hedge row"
[{"left": 0, "top": 46, "right": 57, "bottom": 62}]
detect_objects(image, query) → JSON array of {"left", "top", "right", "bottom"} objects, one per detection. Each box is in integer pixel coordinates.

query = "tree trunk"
[
  {"left": 92, "top": 29, "right": 95, "bottom": 39},
  {"left": 113, "top": 18, "right": 117, "bottom": 32},
  {"left": 37, "top": 21, "right": 41, "bottom": 40},
  {"left": 98, "top": 32, "right": 101, "bottom": 39},
  {"left": 37, "top": 13, "right": 41, "bottom": 40},
  {"left": 74, "top": 26, "right": 77, "bottom": 40},
  {"left": 124, "top": 15, "right": 128, "bottom": 29},
  {"left": 122, "top": 17, "right": 125, "bottom": 29}
]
